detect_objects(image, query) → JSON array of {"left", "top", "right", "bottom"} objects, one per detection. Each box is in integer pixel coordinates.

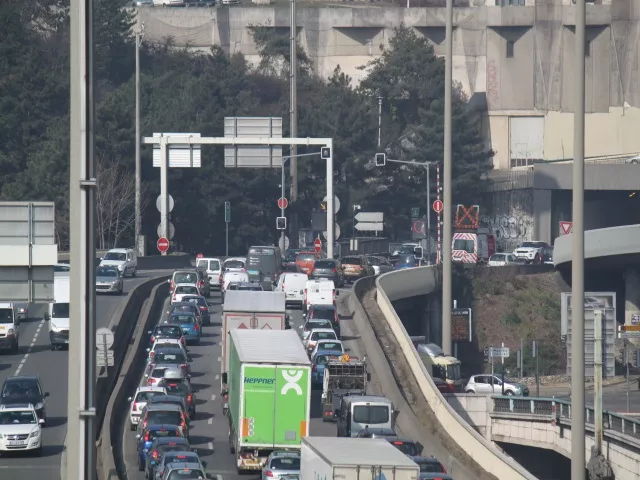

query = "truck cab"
[
  {"left": 410, "top": 338, "right": 462, "bottom": 393},
  {"left": 336, "top": 395, "right": 396, "bottom": 438},
  {"left": 451, "top": 229, "right": 495, "bottom": 264},
  {"left": 44, "top": 275, "right": 70, "bottom": 350}
]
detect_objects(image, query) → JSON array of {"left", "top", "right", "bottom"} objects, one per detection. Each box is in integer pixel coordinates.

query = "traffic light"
[
  {"left": 276, "top": 216, "right": 287, "bottom": 230},
  {"left": 375, "top": 153, "right": 386, "bottom": 167},
  {"left": 321, "top": 147, "right": 331, "bottom": 160},
  {"left": 320, "top": 201, "right": 327, "bottom": 211}
]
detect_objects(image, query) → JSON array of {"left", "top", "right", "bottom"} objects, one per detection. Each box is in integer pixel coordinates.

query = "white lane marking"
[
  {"left": 14, "top": 319, "right": 45, "bottom": 376},
  {"left": 211, "top": 394, "right": 216, "bottom": 401},
  {"left": 208, "top": 418, "right": 213, "bottom": 425},
  {"left": 215, "top": 374, "right": 219, "bottom": 380},
  {"left": 208, "top": 442, "right": 213, "bottom": 451}
]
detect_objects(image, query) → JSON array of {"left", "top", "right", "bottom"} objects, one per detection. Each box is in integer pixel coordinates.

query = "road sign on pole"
[
  {"left": 314, "top": 238, "right": 322, "bottom": 254},
  {"left": 157, "top": 237, "right": 169, "bottom": 253},
  {"left": 224, "top": 117, "right": 283, "bottom": 168},
  {"left": 489, "top": 346, "right": 510, "bottom": 358},
  {"left": 279, "top": 235, "right": 290, "bottom": 251},
  {"left": 156, "top": 222, "right": 175, "bottom": 240},
  {"left": 354, "top": 212, "right": 384, "bottom": 232},
  {"left": 322, "top": 195, "right": 341, "bottom": 214},
  {"left": 96, "top": 327, "right": 115, "bottom": 368},
  {"left": 278, "top": 197, "right": 288, "bottom": 209},
  {"left": 323, "top": 223, "right": 341, "bottom": 241},
  {"left": 433, "top": 199, "right": 443, "bottom": 213},
  {"left": 152, "top": 133, "right": 202, "bottom": 168},
  {"left": 156, "top": 195, "right": 175, "bottom": 213},
  {"left": 225, "top": 201, "right": 231, "bottom": 223},
  {"left": 411, "top": 207, "right": 420, "bottom": 218},
  {"left": 560, "top": 221, "right": 573, "bottom": 235}
]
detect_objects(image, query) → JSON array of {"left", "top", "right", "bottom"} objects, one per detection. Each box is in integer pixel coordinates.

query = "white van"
[
  {"left": 276, "top": 272, "right": 308, "bottom": 308},
  {"left": 303, "top": 279, "right": 337, "bottom": 315},
  {"left": 196, "top": 257, "right": 222, "bottom": 290},
  {"left": 44, "top": 275, "right": 70, "bottom": 350},
  {"left": 0, "top": 303, "right": 19, "bottom": 353},
  {"left": 100, "top": 248, "right": 137, "bottom": 277}
]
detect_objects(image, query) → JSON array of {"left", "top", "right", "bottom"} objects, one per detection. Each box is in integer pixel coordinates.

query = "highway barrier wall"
[
  {"left": 355, "top": 266, "right": 537, "bottom": 479},
  {"left": 97, "top": 280, "right": 169, "bottom": 480},
  {"left": 57, "top": 251, "right": 193, "bottom": 270}
]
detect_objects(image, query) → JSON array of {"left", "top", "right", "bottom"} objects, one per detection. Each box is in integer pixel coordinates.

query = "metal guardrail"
[{"left": 492, "top": 396, "right": 640, "bottom": 442}]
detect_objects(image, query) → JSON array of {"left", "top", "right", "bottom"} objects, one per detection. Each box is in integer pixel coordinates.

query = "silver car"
[
  {"left": 95, "top": 266, "right": 123, "bottom": 294},
  {"left": 13, "top": 303, "right": 28, "bottom": 322},
  {"left": 262, "top": 451, "right": 300, "bottom": 480},
  {"left": 464, "top": 374, "right": 529, "bottom": 396}
]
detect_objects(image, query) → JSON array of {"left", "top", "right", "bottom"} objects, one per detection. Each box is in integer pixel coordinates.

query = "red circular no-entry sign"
[
  {"left": 157, "top": 237, "right": 170, "bottom": 253},
  {"left": 278, "top": 197, "right": 289, "bottom": 210},
  {"left": 314, "top": 238, "right": 322, "bottom": 254},
  {"left": 432, "top": 199, "right": 444, "bottom": 213}
]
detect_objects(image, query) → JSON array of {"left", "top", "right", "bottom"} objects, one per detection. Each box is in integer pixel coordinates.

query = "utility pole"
[
  {"left": 69, "top": 0, "right": 98, "bottom": 477},
  {"left": 571, "top": 0, "right": 586, "bottom": 478},
  {"left": 135, "top": 29, "right": 142, "bottom": 256},
  {"left": 289, "top": 0, "right": 298, "bottom": 245},
  {"left": 442, "top": 0, "right": 454, "bottom": 355},
  {"left": 377, "top": 96, "right": 383, "bottom": 148}
]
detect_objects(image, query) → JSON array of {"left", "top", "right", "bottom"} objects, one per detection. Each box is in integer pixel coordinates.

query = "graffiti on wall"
[
  {"left": 486, "top": 60, "right": 499, "bottom": 104},
  {"left": 480, "top": 214, "right": 531, "bottom": 251}
]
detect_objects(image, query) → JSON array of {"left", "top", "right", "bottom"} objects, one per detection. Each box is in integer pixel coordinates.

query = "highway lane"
[
  {"left": 122, "top": 289, "right": 361, "bottom": 479},
  {"left": 0, "top": 270, "right": 171, "bottom": 480},
  {"left": 541, "top": 381, "right": 640, "bottom": 414}
]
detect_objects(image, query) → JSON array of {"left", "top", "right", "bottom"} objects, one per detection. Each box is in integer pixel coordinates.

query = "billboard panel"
[{"left": 561, "top": 292, "right": 616, "bottom": 378}]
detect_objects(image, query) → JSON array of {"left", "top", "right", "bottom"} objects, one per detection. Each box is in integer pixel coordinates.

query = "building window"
[
  {"left": 506, "top": 40, "right": 515, "bottom": 58},
  {"left": 510, "top": 158, "right": 536, "bottom": 168},
  {"left": 585, "top": 40, "right": 591, "bottom": 57}
]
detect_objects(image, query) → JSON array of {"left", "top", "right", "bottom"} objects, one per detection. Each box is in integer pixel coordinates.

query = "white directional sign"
[
  {"left": 489, "top": 347, "right": 510, "bottom": 358},
  {"left": 152, "top": 133, "right": 202, "bottom": 167},
  {"left": 96, "top": 327, "right": 114, "bottom": 350},
  {"left": 355, "top": 212, "right": 383, "bottom": 223},
  {"left": 355, "top": 222, "right": 384, "bottom": 232},
  {"left": 97, "top": 350, "right": 115, "bottom": 367}
]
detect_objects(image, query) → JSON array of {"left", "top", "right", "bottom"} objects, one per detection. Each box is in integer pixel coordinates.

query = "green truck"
[{"left": 227, "top": 328, "right": 312, "bottom": 473}]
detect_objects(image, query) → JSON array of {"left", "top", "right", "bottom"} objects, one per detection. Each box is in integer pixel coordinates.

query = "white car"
[
  {"left": 275, "top": 272, "right": 308, "bottom": 308},
  {"left": 196, "top": 257, "right": 222, "bottom": 289},
  {"left": 309, "top": 339, "right": 345, "bottom": 360},
  {"left": 222, "top": 271, "right": 249, "bottom": 292},
  {"left": 488, "top": 253, "right": 517, "bottom": 267},
  {"left": 303, "top": 279, "right": 336, "bottom": 314},
  {"left": 171, "top": 284, "right": 201, "bottom": 304},
  {"left": 99, "top": 248, "right": 137, "bottom": 277},
  {"left": 512, "top": 241, "right": 550, "bottom": 264},
  {"left": 127, "top": 386, "right": 167, "bottom": 430},
  {"left": 223, "top": 257, "right": 247, "bottom": 273},
  {"left": 303, "top": 328, "right": 338, "bottom": 352},
  {"left": 0, "top": 404, "right": 44, "bottom": 455},
  {"left": 146, "top": 339, "right": 189, "bottom": 362}
]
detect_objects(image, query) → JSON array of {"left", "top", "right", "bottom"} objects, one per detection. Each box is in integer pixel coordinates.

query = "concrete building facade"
[{"left": 136, "top": 0, "right": 640, "bottom": 171}]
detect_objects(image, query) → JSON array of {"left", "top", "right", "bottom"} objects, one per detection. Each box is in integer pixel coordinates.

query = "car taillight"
[
  {"left": 149, "top": 351, "right": 155, "bottom": 358},
  {"left": 332, "top": 268, "right": 337, "bottom": 273},
  {"left": 199, "top": 306, "right": 207, "bottom": 311},
  {"left": 187, "top": 394, "right": 192, "bottom": 403},
  {"left": 133, "top": 403, "right": 139, "bottom": 411},
  {"left": 440, "top": 464, "right": 447, "bottom": 474},
  {"left": 180, "top": 364, "right": 188, "bottom": 371},
  {"left": 313, "top": 365, "right": 317, "bottom": 372},
  {"left": 148, "top": 378, "right": 157, "bottom": 385},
  {"left": 304, "top": 289, "right": 307, "bottom": 302},
  {"left": 265, "top": 471, "right": 273, "bottom": 477},
  {"left": 194, "top": 323, "right": 200, "bottom": 331},
  {"left": 170, "top": 281, "right": 175, "bottom": 291},
  {"left": 152, "top": 451, "right": 159, "bottom": 460},
  {"left": 144, "top": 433, "right": 149, "bottom": 442}
]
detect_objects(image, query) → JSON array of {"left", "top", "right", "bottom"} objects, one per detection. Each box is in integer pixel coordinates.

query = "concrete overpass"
[{"left": 353, "top": 265, "right": 640, "bottom": 479}]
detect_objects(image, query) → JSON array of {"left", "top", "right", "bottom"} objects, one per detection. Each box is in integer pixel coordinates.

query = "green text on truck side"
[{"left": 227, "top": 328, "right": 312, "bottom": 473}]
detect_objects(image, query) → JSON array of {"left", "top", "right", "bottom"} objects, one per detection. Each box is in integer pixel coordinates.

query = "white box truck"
[
  {"left": 221, "top": 290, "right": 286, "bottom": 392},
  {"left": 301, "top": 437, "right": 419, "bottom": 480},
  {"left": 44, "top": 274, "right": 70, "bottom": 350}
]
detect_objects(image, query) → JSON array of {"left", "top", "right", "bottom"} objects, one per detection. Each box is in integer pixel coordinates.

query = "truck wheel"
[{"left": 229, "top": 429, "right": 236, "bottom": 454}]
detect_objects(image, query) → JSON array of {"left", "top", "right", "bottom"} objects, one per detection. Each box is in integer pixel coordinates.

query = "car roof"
[
  {"left": 136, "top": 386, "right": 166, "bottom": 393},
  {"left": 153, "top": 346, "right": 185, "bottom": 352},
  {"left": 145, "top": 423, "right": 182, "bottom": 431},
  {"left": 151, "top": 394, "right": 184, "bottom": 402},
  {"left": 0, "top": 403, "right": 36, "bottom": 411},
  {"left": 153, "top": 436, "right": 189, "bottom": 444},
  {"left": 4, "top": 376, "right": 39, "bottom": 382},
  {"left": 174, "top": 283, "right": 197, "bottom": 287},
  {"left": 309, "top": 328, "right": 336, "bottom": 333},
  {"left": 271, "top": 450, "right": 300, "bottom": 458},
  {"left": 310, "top": 304, "right": 336, "bottom": 310},
  {"left": 108, "top": 248, "right": 130, "bottom": 253},
  {"left": 146, "top": 403, "right": 182, "bottom": 410},
  {"left": 166, "top": 461, "right": 204, "bottom": 469}
]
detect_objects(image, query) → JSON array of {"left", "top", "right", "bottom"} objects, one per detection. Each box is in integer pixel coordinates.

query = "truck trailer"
[
  {"left": 321, "top": 357, "right": 369, "bottom": 421},
  {"left": 300, "top": 437, "right": 419, "bottom": 480},
  {"left": 227, "top": 328, "right": 311, "bottom": 473},
  {"left": 221, "top": 290, "right": 286, "bottom": 391}
]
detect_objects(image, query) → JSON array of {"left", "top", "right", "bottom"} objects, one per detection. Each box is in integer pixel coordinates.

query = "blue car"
[
  {"left": 136, "top": 423, "right": 184, "bottom": 471},
  {"left": 395, "top": 254, "right": 418, "bottom": 270},
  {"left": 166, "top": 313, "right": 201, "bottom": 344},
  {"left": 311, "top": 353, "right": 341, "bottom": 387}
]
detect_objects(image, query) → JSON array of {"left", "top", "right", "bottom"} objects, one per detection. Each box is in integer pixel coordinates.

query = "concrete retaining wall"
[
  {"left": 96, "top": 280, "right": 170, "bottom": 480},
  {"left": 57, "top": 251, "right": 193, "bottom": 270},
  {"left": 371, "top": 266, "right": 537, "bottom": 479}
]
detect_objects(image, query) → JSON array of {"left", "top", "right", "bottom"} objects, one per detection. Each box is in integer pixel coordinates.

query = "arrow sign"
[
  {"left": 355, "top": 222, "right": 384, "bottom": 232},
  {"left": 355, "top": 212, "right": 383, "bottom": 223}
]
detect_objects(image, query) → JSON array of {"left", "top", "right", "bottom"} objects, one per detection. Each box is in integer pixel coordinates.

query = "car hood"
[
  {"left": 514, "top": 247, "right": 539, "bottom": 253},
  {"left": 96, "top": 275, "right": 119, "bottom": 283},
  {"left": 1, "top": 395, "right": 43, "bottom": 406},
  {"left": 100, "top": 260, "right": 125, "bottom": 267},
  {"left": 0, "top": 423, "right": 40, "bottom": 436}
]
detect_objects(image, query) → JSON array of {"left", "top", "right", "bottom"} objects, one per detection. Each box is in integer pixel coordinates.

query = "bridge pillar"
[
  {"left": 426, "top": 293, "right": 442, "bottom": 345},
  {"left": 624, "top": 268, "right": 640, "bottom": 348},
  {"left": 587, "top": 447, "right": 614, "bottom": 480}
]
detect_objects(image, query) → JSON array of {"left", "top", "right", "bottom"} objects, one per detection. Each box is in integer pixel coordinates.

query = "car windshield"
[
  {"left": 311, "top": 308, "right": 335, "bottom": 321},
  {"left": 312, "top": 331, "right": 336, "bottom": 341},
  {"left": 520, "top": 242, "right": 543, "bottom": 248},
  {"left": 224, "top": 260, "right": 244, "bottom": 269},
  {"left": 151, "top": 368, "right": 169, "bottom": 378},
  {"left": 154, "top": 352, "right": 185, "bottom": 363},
  {"left": 52, "top": 303, "right": 70, "bottom": 318},
  {"left": 96, "top": 267, "right": 119, "bottom": 277},
  {"left": 148, "top": 427, "right": 180, "bottom": 440},
  {"left": 398, "top": 245, "right": 417, "bottom": 254},
  {"left": 417, "top": 461, "right": 445, "bottom": 473},
  {"left": 174, "top": 273, "right": 198, "bottom": 284},
  {"left": 162, "top": 451, "right": 196, "bottom": 464},
  {"left": 270, "top": 457, "right": 300, "bottom": 470},
  {"left": 171, "top": 305, "right": 197, "bottom": 314},
  {"left": 353, "top": 405, "right": 389, "bottom": 424},
  {"left": 453, "top": 239, "right": 474, "bottom": 253},
  {"left": 156, "top": 326, "right": 182, "bottom": 337},
  {"left": 183, "top": 297, "right": 207, "bottom": 308},
  {"left": 397, "top": 255, "right": 416, "bottom": 264},
  {"left": 490, "top": 254, "right": 504, "bottom": 261},
  {"left": 171, "top": 315, "right": 195, "bottom": 325},
  {"left": 341, "top": 257, "right": 361, "bottom": 266},
  {"left": 0, "top": 411, "right": 37, "bottom": 424},
  {"left": 389, "top": 441, "right": 420, "bottom": 456},
  {"left": 147, "top": 411, "right": 182, "bottom": 425},
  {"left": 0, "top": 309, "right": 12, "bottom": 324},
  {"left": 135, "top": 391, "right": 163, "bottom": 403},
  {"left": 284, "top": 250, "right": 300, "bottom": 262},
  {"left": 54, "top": 264, "right": 70, "bottom": 272},
  {"left": 175, "top": 286, "right": 198, "bottom": 294},
  {"left": 296, "top": 253, "right": 315, "bottom": 262},
  {"left": 316, "top": 342, "right": 341, "bottom": 352},
  {"left": 167, "top": 470, "right": 205, "bottom": 480},
  {"left": 313, "top": 260, "right": 336, "bottom": 269},
  {"left": 104, "top": 252, "right": 126, "bottom": 261},
  {"left": 447, "top": 364, "right": 461, "bottom": 381},
  {"left": 161, "top": 381, "right": 189, "bottom": 396},
  {"left": 2, "top": 379, "right": 41, "bottom": 397},
  {"left": 305, "top": 321, "right": 331, "bottom": 330}
]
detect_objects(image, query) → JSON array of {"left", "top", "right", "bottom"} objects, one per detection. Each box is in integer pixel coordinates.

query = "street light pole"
[{"left": 135, "top": 30, "right": 142, "bottom": 256}]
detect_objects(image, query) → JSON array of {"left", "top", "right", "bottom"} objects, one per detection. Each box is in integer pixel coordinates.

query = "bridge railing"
[{"left": 492, "top": 396, "right": 640, "bottom": 441}]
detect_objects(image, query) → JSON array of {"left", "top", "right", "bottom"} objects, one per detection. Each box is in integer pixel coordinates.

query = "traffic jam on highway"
[{"left": 118, "top": 246, "right": 454, "bottom": 480}]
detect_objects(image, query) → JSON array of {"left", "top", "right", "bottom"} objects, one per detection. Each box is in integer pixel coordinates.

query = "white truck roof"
[
  {"left": 302, "top": 437, "right": 418, "bottom": 467},
  {"left": 230, "top": 329, "right": 310, "bottom": 365},
  {"left": 223, "top": 290, "right": 285, "bottom": 313}
]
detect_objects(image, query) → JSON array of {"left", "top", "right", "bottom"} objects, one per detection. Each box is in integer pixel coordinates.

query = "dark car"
[
  {"left": 309, "top": 259, "right": 344, "bottom": 287},
  {"left": 145, "top": 395, "right": 190, "bottom": 422},
  {"left": 394, "top": 254, "right": 418, "bottom": 270},
  {"left": 180, "top": 295, "right": 211, "bottom": 326},
  {"left": 356, "top": 428, "right": 423, "bottom": 456},
  {"left": 149, "top": 325, "right": 186, "bottom": 348},
  {"left": 136, "top": 424, "right": 184, "bottom": 471},
  {"left": 307, "top": 304, "right": 340, "bottom": 337},
  {"left": 366, "top": 255, "right": 394, "bottom": 276},
  {"left": 158, "top": 377, "right": 198, "bottom": 419},
  {"left": 283, "top": 249, "right": 303, "bottom": 272},
  {"left": 167, "top": 303, "right": 203, "bottom": 327},
  {"left": 148, "top": 348, "right": 191, "bottom": 377},
  {"left": 410, "top": 456, "right": 453, "bottom": 480},
  {"left": 144, "top": 436, "right": 192, "bottom": 480},
  {"left": 0, "top": 376, "right": 50, "bottom": 424}
]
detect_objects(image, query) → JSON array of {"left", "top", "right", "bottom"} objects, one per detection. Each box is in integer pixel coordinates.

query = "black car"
[
  {"left": 144, "top": 436, "right": 192, "bottom": 480},
  {"left": 146, "top": 394, "right": 190, "bottom": 421},
  {"left": 158, "top": 378, "right": 198, "bottom": 418},
  {"left": 180, "top": 295, "right": 211, "bottom": 326},
  {"left": 309, "top": 259, "right": 344, "bottom": 287},
  {"left": 283, "top": 249, "right": 303, "bottom": 272},
  {"left": 0, "top": 376, "right": 50, "bottom": 424}
]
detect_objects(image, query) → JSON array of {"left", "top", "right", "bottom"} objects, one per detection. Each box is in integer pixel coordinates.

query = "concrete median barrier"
[
  {"left": 97, "top": 280, "right": 169, "bottom": 480},
  {"left": 359, "top": 267, "right": 536, "bottom": 480}
]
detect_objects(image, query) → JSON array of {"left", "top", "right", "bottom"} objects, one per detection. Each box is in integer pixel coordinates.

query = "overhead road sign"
[
  {"left": 152, "top": 133, "right": 201, "bottom": 167},
  {"left": 224, "top": 117, "right": 283, "bottom": 168},
  {"left": 355, "top": 212, "right": 383, "bottom": 233}
]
